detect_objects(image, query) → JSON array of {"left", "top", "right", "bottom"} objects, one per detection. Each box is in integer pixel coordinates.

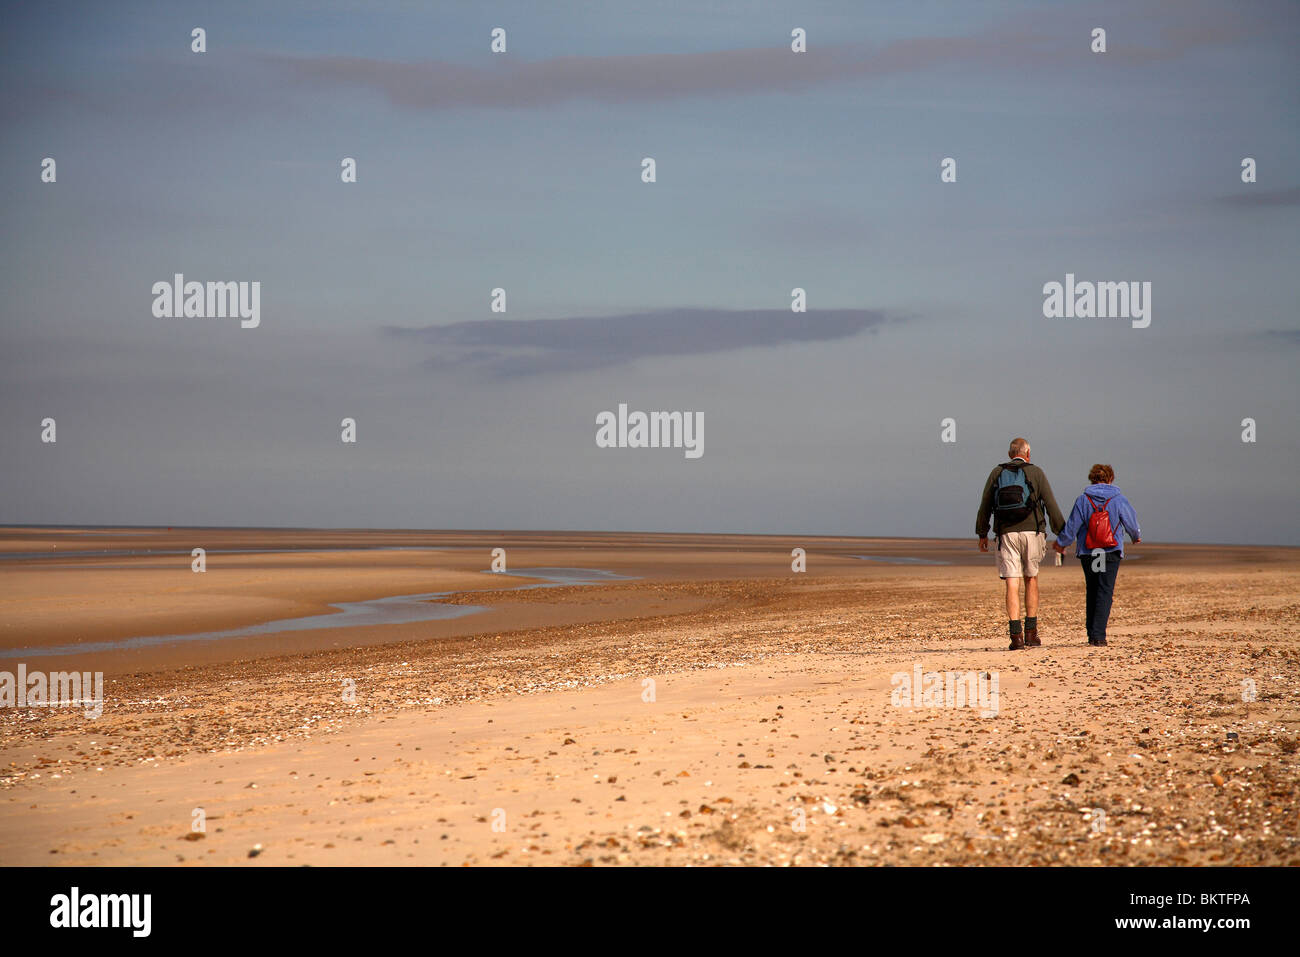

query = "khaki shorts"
[{"left": 997, "top": 531, "right": 1046, "bottom": 579}]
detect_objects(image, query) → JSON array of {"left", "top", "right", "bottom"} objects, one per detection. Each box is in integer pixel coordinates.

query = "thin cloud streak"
[
  {"left": 1260, "top": 329, "right": 1300, "bottom": 346},
  {"left": 1216, "top": 187, "right": 1300, "bottom": 208},
  {"left": 385, "top": 306, "right": 904, "bottom": 375},
  {"left": 4, "top": 1, "right": 1271, "bottom": 123},
  {"left": 256, "top": 6, "right": 1261, "bottom": 114}
]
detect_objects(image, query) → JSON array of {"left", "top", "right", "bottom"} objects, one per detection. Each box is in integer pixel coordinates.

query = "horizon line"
[{"left": 0, "top": 524, "right": 1294, "bottom": 550}]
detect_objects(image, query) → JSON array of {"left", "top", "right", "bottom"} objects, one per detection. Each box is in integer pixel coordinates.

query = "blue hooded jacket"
[{"left": 1055, "top": 483, "right": 1141, "bottom": 557}]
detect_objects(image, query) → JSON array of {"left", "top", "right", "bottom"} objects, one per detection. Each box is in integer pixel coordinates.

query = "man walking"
[{"left": 976, "top": 438, "right": 1066, "bottom": 650}]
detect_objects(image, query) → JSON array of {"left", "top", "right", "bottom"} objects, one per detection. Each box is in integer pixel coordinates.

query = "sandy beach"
[{"left": 1, "top": 527, "right": 1297, "bottom": 866}]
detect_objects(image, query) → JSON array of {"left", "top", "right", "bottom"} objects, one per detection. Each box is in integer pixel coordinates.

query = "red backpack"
[{"left": 1084, "top": 494, "right": 1118, "bottom": 550}]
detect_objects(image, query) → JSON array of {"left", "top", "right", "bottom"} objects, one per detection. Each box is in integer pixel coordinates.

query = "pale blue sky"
[{"left": 2, "top": 0, "right": 1297, "bottom": 543}]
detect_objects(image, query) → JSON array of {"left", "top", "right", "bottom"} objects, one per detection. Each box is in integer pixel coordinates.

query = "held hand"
[
  {"left": 978, "top": 537, "right": 989, "bottom": 553},
  {"left": 1051, "top": 541, "right": 1066, "bottom": 554}
]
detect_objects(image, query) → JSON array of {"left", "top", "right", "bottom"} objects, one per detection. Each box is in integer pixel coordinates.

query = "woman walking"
[{"left": 1052, "top": 464, "right": 1142, "bottom": 646}]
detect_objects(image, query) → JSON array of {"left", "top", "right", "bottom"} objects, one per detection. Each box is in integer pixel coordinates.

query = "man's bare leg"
[
  {"left": 1005, "top": 577, "right": 1021, "bottom": 620},
  {"left": 1024, "top": 576, "right": 1041, "bottom": 646}
]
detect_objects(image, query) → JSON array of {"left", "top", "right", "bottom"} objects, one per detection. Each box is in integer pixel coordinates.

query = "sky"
[{"left": 1, "top": 0, "right": 1297, "bottom": 543}]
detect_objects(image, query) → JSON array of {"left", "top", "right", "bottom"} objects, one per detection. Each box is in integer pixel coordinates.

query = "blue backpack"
[{"left": 994, "top": 463, "right": 1034, "bottom": 522}]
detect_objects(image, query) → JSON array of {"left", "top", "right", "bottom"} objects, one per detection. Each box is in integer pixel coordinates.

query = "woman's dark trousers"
[{"left": 1079, "top": 553, "right": 1122, "bottom": 642}]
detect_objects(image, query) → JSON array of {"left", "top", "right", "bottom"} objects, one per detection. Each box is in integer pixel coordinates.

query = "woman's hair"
[{"left": 1088, "top": 464, "right": 1115, "bottom": 485}]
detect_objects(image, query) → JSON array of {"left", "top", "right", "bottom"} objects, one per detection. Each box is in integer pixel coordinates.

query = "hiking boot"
[
  {"left": 1024, "top": 626, "right": 1040, "bottom": 647},
  {"left": 1088, "top": 637, "right": 1108, "bottom": 646},
  {"left": 1008, "top": 634, "right": 1026, "bottom": 651}
]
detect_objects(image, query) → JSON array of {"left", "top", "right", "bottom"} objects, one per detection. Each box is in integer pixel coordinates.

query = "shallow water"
[
  {"left": 491, "top": 567, "right": 634, "bottom": 587},
  {"left": 0, "top": 546, "right": 444, "bottom": 562},
  {"left": 0, "top": 567, "right": 634, "bottom": 659}
]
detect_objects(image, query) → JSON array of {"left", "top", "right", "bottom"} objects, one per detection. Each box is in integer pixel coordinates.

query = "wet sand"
[{"left": 0, "top": 527, "right": 1297, "bottom": 866}]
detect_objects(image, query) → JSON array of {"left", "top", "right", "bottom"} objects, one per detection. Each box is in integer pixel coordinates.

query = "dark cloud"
[
  {"left": 1260, "top": 329, "right": 1300, "bottom": 346},
  {"left": 385, "top": 306, "right": 902, "bottom": 375}
]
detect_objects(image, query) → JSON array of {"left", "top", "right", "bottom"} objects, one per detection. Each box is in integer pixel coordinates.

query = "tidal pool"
[{"left": 0, "top": 567, "right": 634, "bottom": 659}]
